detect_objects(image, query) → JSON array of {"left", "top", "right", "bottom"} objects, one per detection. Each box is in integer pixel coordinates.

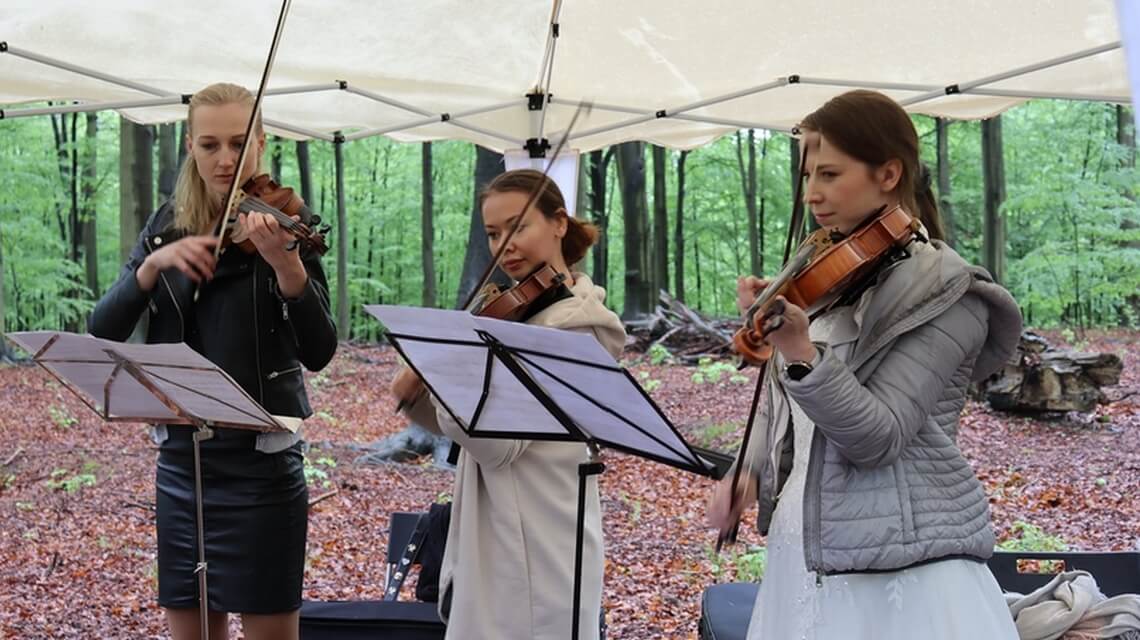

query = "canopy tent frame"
[
  {"left": 552, "top": 41, "right": 1125, "bottom": 144},
  {"left": 3, "top": 38, "right": 1126, "bottom": 145}
]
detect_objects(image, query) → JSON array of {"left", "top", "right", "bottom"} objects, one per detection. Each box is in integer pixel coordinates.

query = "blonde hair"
[{"left": 174, "top": 82, "right": 263, "bottom": 233}]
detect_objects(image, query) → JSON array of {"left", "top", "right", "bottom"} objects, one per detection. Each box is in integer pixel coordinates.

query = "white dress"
[{"left": 745, "top": 309, "right": 1019, "bottom": 640}]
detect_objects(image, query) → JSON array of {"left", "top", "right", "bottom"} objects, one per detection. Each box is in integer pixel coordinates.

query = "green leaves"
[{"left": 0, "top": 100, "right": 1136, "bottom": 334}]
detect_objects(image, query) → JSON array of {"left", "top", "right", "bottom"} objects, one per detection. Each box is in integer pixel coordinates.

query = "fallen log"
[{"left": 980, "top": 332, "right": 1123, "bottom": 413}]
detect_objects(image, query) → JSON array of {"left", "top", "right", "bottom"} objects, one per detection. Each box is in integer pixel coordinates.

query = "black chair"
[
  {"left": 300, "top": 512, "right": 445, "bottom": 640},
  {"left": 385, "top": 511, "right": 425, "bottom": 589},
  {"left": 698, "top": 581, "right": 759, "bottom": 640},
  {"left": 987, "top": 550, "right": 1140, "bottom": 597}
]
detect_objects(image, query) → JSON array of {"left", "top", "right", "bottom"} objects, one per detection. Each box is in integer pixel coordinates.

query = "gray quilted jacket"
[{"left": 747, "top": 238, "right": 1022, "bottom": 575}]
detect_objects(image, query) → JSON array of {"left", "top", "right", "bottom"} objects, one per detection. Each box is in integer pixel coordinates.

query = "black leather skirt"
[{"left": 155, "top": 426, "right": 308, "bottom": 613}]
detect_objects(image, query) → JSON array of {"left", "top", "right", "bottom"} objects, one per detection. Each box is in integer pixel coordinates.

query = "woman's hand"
[
  {"left": 736, "top": 275, "right": 770, "bottom": 315},
  {"left": 706, "top": 471, "right": 757, "bottom": 532},
  {"left": 239, "top": 211, "right": 308, "bottom": 297},
  {"left": 762, "top": 295, "right": 817, "bottom": 363},
  {"left": 390, "top": 367, "right": 425, "bottom": 408},
  {"left": 137, "top": 235, "right": 219, "bottom": 291}
]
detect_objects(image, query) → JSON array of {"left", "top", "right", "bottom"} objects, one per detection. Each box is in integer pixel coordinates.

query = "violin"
[
  {"left": 472, "top": 263, "right": 573, "bottom": 322},
  {"left": 222, "top": 174, "right": 331, "bottom": 257},
  {"left": 732, "top": 204, "right": 921, "bottom": 365}
]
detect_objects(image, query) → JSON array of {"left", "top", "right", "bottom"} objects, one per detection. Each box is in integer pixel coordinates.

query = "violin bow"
[
  {"left": 195, "top": 0, "right": 294, "bottom": 300},
  {"left": 717, "top": 130, "right": 810, "bottom": 552},
  {"left": 394, "top": 100, "right": 591, "bottom": 414},
  {"left": 458, "top": 100, "right": 592, "bottom": 311}
]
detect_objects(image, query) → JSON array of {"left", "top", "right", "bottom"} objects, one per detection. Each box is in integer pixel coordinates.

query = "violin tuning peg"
[{"left": 310, "top": 214, "right": 322, "bottom": 226}]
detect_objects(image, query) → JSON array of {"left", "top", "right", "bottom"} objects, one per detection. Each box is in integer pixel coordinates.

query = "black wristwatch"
[
  {"left": 784, "top": 360, "right": 814, "bottom": 381},
  {"left": 783, "top": 348, "right": 820, "bottom": 381}
]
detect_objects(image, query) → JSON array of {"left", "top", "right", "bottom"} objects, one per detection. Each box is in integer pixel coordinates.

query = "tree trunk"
[
  {"left": 651, "top": 144, "right": 669, "bottom": 297},
  {"left": 157, "top": 123, "right": 179, "bottom": 203},
  {"left": 674, "top": 150, "right": 689, "bottom": 303},
  {"left": 788, "top": 135, "right": 813, "bottom": 244},
  {"left": 616, "top": 142, "right": 651, "bottom": 319},
  {"left": 51, "top": 112, "right": 82, "bottom": 331},
  {"left": 270, "top": 136, "right": 283, "bottom": 182},
  {"left": 456, "top": 145, "right": 507, "bottom": 308},
  {"left": 935, "top": 117, "right": 955, "bottom": 248},
  {"left": 736, "top": 130, "right": 760, "bottom": 276},
  {"left": 694, "top": 229, "right": 703, "bottom": 310},
  {"left": 981, "top": 117, "right": 1006, "bottom": 285},
  {"left": 333, "top": 138, "right": 348, "bottom": 340},
  {"left": 588, "top": 149, "right": 613, "bottom": 290},
  {"left": 1118, "top": 105, "right": 1136, "bottom": 169},
  {"left": 0, "top": 227, "right": 11, "bottom": 361},
  {"left": 421, "top": 142, "right": 437, "bottom": 308},
  {"left": 757, "top": 135, "right": 769, "bottom": 275},
  {"left": 575, "top": 155, "right": 589, "bottom": 270},
  {"left": 81, "top": 113, "right": 99, "bottom": 299},
  {"left": 119, "top": 118, "right": 154, "bottom": 341},
  {"left": 296, "top": 141, "right": 314, "bottom": 205},
  {"left": 177, "top": 122, "right": 188, "bottom": 169}
]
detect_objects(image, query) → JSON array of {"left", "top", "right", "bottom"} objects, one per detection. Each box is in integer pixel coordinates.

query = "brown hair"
[
  {"left": 174, "top": 82, "right": 263, "bottom": 233},
  {"left": 799, "top": 90, "right": 945, "bottom": 241},
  {"left": 480, "top": 169, "right": 599, "bottom": 265}
]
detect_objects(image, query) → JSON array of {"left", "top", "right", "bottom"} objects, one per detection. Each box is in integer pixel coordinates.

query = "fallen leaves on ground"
[{"left": 0, "top": 330, "right": 1136, "bottom": 639}]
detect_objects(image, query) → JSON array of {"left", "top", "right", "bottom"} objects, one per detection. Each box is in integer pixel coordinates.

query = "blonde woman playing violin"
[
  {"left": 707, "top": 90, "right": 1021, "bottom": 640},
  {"left": 90, "top": 82, "right": 336, "bottom": 640}
]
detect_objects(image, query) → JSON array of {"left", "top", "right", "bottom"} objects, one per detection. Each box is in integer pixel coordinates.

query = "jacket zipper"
[
  {"left": 253, "top": 260, "right": 264, "bottom": 403},
  {"left": 803, "top": 426, "right": 826, "bottom": 575},
  {"left": 144, "top": 235, "right": 185, "bottom": 338},
  {"left": 266, "top": 365, "right": 301, "bottom": 381}
]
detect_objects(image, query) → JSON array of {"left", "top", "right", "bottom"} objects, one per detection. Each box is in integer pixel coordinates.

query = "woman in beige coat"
[{"left": 391, "top": 169, "right": 625, "bottom": 640}]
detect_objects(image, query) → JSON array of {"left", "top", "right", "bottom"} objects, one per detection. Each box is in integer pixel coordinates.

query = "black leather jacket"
[{"left": 88, "top": 202, "right": 337, "bottom": 419}]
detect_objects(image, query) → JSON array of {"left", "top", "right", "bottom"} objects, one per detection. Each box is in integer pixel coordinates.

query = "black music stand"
[
  {"left": 4, "top": 331, "right": 290, "bottom": 640},
  {"left": 365, "top": 305, "right": 718, "bottom": 640}
]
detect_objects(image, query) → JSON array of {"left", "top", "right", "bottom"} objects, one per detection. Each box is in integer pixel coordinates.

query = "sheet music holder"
[
  {"left": 4, "top": 331, "right": 289, "bottom": 640},
  {"left": 366, "top": 304, "right": 717, "bottom": 640}
]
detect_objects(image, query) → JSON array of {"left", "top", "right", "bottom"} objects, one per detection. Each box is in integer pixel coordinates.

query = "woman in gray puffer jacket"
[{"left": 707, "top": 90, "right": 1022, "bottom": 640}]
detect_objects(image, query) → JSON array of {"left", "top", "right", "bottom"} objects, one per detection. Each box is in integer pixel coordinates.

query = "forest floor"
[{"left": 0, "top": 329, "right": 1137, "bottom": 639}]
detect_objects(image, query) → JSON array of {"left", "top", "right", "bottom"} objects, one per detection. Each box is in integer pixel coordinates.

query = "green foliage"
[
  {"left": 918, "top": 103, "right": 1139, "bottom": 327},
  {"left": 706, "top": 543, "right": 767, "bottom": 583},
  {"left": 303, "top": 453, "right": 337, "bottom": 489},
  {"left": 647, "top": 343, "right": 673, "bottom": 365},
  {"left": 693, "top": 421, "right": 742, "bottom": 449},
  {"left": 48, "top": 404, "right": 76, "bottom": 429},
  {"left": 997, "top": 521, "right": 1069, "bottom": 552},
  {"left": 617, "top": 490, "right": 644, "bottom": 524},
  {"left": 637, "top": 369, "right": 661, "bottom": 392},
  {"left": 46, "top": 468, "right": 97, "bottom": 493},
  {"left": 691, "top": 357, "right": 748, "bottom": 385}
]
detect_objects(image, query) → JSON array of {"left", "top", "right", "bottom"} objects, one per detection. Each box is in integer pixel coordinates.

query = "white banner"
[
  {"left": 1120, "top": 0, "right": 1140, "bottom": 130},
  {"left": 502, "top": 149, "right": 581, "bottom": 218}
]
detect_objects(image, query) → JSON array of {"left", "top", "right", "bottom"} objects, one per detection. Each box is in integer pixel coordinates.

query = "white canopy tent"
[
  {"left": 0, "top": 0, "right": 1133, "bottom": 153},
  {"left": 2, "top": 0, "right": 1135, "bottom": 333}
]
